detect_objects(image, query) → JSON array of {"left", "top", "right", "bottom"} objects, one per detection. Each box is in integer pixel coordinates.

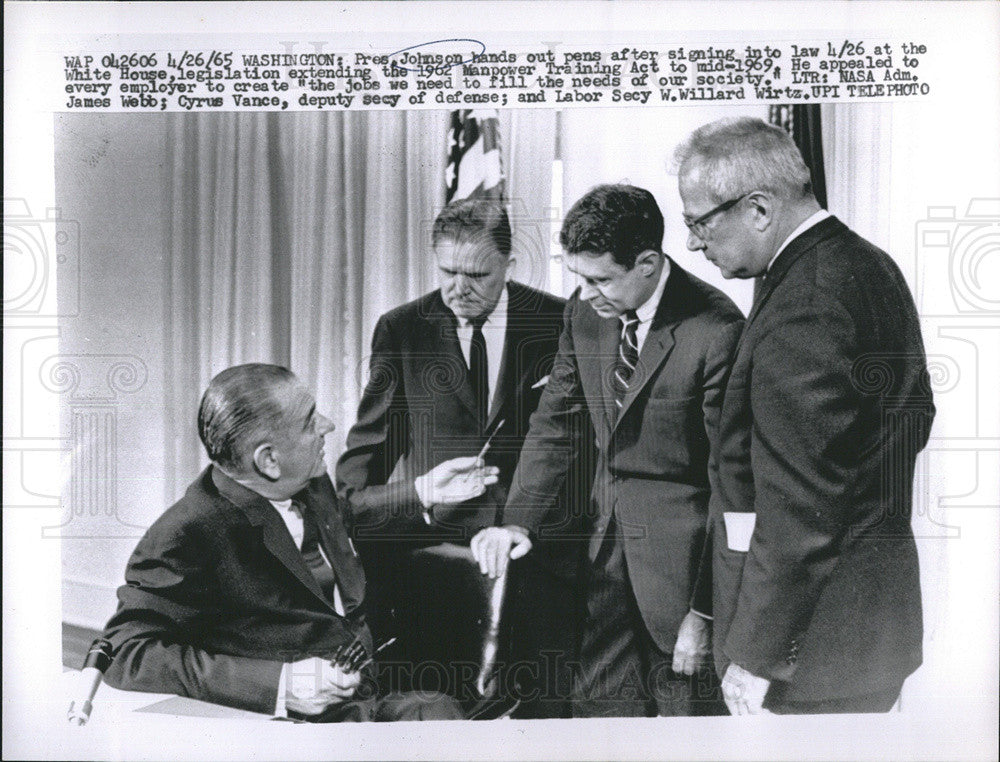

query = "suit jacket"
[
  {"left": 335, "top": 281, "right": 584, "bottom": 563},
  {"left": 503, "top": 260, "right": 744, "bottom": 652},
  {"left": 710, "top": 216, "right": 935, "bottom": 702},
  {"left": 102, "top": 467, "right": 371, "bottom": 714}
]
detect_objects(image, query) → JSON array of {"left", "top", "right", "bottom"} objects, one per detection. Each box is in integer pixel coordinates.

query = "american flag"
[{"left": 445, "top": 109, "right": 506, "bottom": 203}]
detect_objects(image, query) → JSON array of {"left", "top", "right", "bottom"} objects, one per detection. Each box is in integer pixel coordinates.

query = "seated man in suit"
[
  {"left": 674, "top": 117, "right": 935, "bottom": 714},
  {"left": 336, "top": 199, "right": 589, "bottom": 717},
  {"left": 473, "top": 185, "right": 744, "bottom": 717},
  {"left": 101, "top": 363, "right": 495, "bottom": 721}
]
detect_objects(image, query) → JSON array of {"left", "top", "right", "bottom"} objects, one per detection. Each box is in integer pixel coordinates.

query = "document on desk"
[{"left": 134, "top": 695, "right": 273, "bottom": 720}]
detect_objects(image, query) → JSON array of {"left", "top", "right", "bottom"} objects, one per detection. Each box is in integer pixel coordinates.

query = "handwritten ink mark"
[{"left": 387, "top": 38, "right": 486, "bottom": 76}]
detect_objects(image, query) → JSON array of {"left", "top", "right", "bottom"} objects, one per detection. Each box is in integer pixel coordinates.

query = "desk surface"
[{"left": 65, "top": 669, "right": 274, "bottom": 721}]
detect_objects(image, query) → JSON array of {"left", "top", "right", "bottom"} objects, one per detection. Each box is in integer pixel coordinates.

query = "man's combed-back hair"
[
  {"left": 673, "top": 117, "right": 812, "bottom": 202},
  {"left": 432, "top": 198, "right": 513, "bottom": 257},
  {"left": 197, "top": 364, "right": 296, "bottom": 471},
  {"left": 559, "top": 184, "right": 664, "bottom": 270}
]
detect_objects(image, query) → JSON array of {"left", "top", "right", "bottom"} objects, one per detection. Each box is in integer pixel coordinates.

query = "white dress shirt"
[
  {"left": 270, "top": 498, "right": 347, "bottom": 716},
  {"left": 626, "top": 256, "right": 672, "bottom": 352},
  {"left": 268, "top": 498, "right": 346, "bottom": 617},
  {"left": 453, "top": 285, "right": 508, "bottom": 410}
]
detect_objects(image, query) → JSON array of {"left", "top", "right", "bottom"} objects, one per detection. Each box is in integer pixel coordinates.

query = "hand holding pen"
[{"left": 331, "top": 636, "right": 396, "bottom": 673}]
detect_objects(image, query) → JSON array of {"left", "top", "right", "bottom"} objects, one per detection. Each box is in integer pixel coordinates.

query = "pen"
[
  {"left": 477, "top": 419, "right": 506, "bottom": 460},
  {"left": 353, "top": 637, "right": 398, "bottom": 672}
]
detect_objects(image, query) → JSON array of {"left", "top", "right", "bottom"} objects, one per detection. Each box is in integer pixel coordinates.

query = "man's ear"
[
  {"left": 747, "top": 192, "right": 775, "bottom": 232},
  {"left": 252, "top": 443, "right": 281, "bottom": 481},
  {"left": 635, "top": 249, "right": 661, "bottom": 276}
]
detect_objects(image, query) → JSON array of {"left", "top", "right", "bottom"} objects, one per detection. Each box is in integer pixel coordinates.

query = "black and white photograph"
[{"left": 4, "top": 2, "right": 999, "bottom": 760}]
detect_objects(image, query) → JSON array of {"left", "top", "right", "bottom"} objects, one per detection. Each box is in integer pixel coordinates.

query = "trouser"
[{"left": 572, "top": 513, "right": 725, "bottom": 717}]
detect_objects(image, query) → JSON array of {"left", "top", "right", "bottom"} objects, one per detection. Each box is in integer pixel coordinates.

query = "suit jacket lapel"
[
  {"left": 488, "top": 326, "right": 517, "bottom": 428},
  {"left": 299, "top": 486, "right": 366, "bottom": 615},
  {"left": 736, "top": 216, "right": 848, "bottom": 353},
  {"left": 426, "top": 294, "right": 479, "bottom": 421},
  {"left": 616, "top": 322, "right": 677, "bottom": 427},
  {"left": 597, "top": 313, "right": 622, "bottom": 434},
  {"left": 571, "top": 305, "right": 615, "bottom": 442},
  {"left": 613, "top": 261, "right": 685, "bottom": 429},
  {"left": 212, "top": 468, "right": 336, "bottom": 612},
  {"left": 488, "top": 283, "right": 545, "bottom": 428}
]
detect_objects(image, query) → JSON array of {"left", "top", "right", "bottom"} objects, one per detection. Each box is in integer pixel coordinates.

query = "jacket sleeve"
[
  {"left": 723, "top": 289, "right": 863, "bottom": 680},
  {"left": 690, "top": 318, "right": 745, "bottom": 616},
  {"left": 102, "top": 519, "right": 284, "bottom": 714},
  {"left": 335, "top": 313, "right": 429, "bottom": 539},
  {"left": 502, "top": 296, "right": 590, "bottom": 536}
]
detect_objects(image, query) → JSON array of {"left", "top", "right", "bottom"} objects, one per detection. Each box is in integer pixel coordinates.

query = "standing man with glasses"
[
  {"left": 675, "top": 117, "right": 935, "bottom": 714},
  {"left": 473, "top": 184, "right": 744, "bottom": 717}
]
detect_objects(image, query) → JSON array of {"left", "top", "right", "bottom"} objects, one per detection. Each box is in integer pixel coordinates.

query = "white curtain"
[
  {"left": 500, "top": 109, "right": 558, "bottom": 292},
  {"left": 163, "top": 110, "right": 449, "bottom": 499},
  {"left": 162, "top": 110, "right": 556, "bottom": 501},
  {"left": 821, "top": 103, "right": 893, "bottom": 251}
]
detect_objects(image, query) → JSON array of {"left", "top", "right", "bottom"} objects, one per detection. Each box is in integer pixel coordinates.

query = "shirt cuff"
[
  {"left": 414, "top": 475, "right": 432, "bottom": 509},
  {"left": 274, "top": 663, "right": 289, "bottom": 717},
  {"left": 690, "top": 608, "right": 714, "bottom": 621}
]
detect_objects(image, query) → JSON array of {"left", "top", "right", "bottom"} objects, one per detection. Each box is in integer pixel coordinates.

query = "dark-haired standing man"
[
  {"left": 474, "top": 185, "right": 744, "bottom": 717},
  {"left": 337, "top": 199, "right": 584, "bottom": 717}
]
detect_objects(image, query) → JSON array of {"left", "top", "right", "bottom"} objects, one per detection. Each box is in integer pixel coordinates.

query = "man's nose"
[
  {"left": 317, "top": 414, "right": 335, "bottom": 435},
  {"left": 453, "top": 273, "right": 471, "bottom": 292},
  {"left": 686, "top": 229, "right": 706, "bottom": 252}
]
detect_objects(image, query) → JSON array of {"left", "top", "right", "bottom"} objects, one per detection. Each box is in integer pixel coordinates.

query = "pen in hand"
[
  {"left": 353, "top": 637, "right": 398, "bottom": 672},
  {"left": 477, "top": 419, "right": 506, "bottom": 460},
  {"left": 332, "top": 636, "right": 398, "bottom": 673},
  {"left": 338, "top": 641, "right": 365, "bottom": 671}
]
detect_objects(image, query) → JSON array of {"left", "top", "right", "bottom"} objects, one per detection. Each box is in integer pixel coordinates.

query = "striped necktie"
[{"left": 612, "top": 310, "right": 640, "bottom": 415}]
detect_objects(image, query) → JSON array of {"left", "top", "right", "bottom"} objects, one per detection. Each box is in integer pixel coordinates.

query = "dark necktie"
[
  {"left": 612, "top": 310, "right": 640, "bottom": 416},
  {"left": 469, "top": 315, "right": 489, "bottom": 430},
  {"left": 296, "top": 502, "right": 336, "bottom": 603}
]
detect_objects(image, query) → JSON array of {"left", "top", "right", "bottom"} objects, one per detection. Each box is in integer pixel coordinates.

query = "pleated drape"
[{"left": 162, "top": 110, "right": 450, "bottom": 499}]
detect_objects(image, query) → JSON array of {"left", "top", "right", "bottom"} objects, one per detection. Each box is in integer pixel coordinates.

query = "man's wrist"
[
  {"left": 414, "top": 474, "right": 433, "bottom": 509},
  {"left": 413, "top": 473, "right": 438, "bottom": 511}
]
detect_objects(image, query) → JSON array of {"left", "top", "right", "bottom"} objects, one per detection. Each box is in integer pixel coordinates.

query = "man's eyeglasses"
[{"left": 683, "top": 193, "right": 749, "bottom": 239}]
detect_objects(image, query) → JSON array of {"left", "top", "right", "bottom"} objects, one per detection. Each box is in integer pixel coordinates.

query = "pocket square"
[
  {"left": 531, "top": 375, "right": 550, "bottom": 390},
  {"left": 723, "top": 512, "right": 756, "bottom": 552}
]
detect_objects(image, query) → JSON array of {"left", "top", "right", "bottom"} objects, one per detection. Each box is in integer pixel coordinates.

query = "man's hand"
[
  {"left": 284, "top": 656, "right": 362, "bottom": 716},
  {"left": 414, "top": 457, "right": 500, "bottom": 508},
  {"left": 470, "top": 525, "right": 532, "bottom": 578},
  {"left": 721, "top": 663, "right": 772, "bottom": 715},
  {"left": 672, "top": 611, "right": 711, "bottom": 675}
]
